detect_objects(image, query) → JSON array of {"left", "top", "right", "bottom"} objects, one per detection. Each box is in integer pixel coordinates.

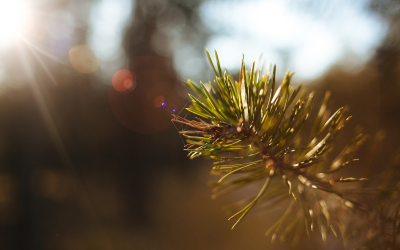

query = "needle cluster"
[{"left": 172, "top": 49, "right": 369, "bottom": 245}]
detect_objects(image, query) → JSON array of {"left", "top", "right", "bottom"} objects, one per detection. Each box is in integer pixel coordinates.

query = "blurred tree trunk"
[
  {"left": 369, "top": 0, "right": 400, "bottom": 155},
  {"left": 120, "top": 0, "right": 209, "bottom": 226}
]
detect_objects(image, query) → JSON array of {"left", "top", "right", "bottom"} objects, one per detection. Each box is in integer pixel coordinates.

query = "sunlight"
[
  {"left": 200, "top": 0, "right": 387, "bottom": 80},
  {"left": 0, "top": 0, "right": 27, "bottom": 46}
]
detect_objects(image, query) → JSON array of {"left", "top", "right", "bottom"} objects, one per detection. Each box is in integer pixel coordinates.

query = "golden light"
[{"left": 0, "top": 0, "right": 27, "bottom": 46}]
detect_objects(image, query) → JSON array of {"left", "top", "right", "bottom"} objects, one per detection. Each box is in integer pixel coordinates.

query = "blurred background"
[{"left": 0, "top": 0, "right": 399, "bottom": 249}]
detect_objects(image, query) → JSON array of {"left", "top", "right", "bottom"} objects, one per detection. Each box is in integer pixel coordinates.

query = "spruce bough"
[{"left": 172, "top": 49, "right": 368, "bottom": 244}]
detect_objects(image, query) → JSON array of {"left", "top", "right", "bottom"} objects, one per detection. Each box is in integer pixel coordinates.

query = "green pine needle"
[{"left": 172, "top": 49, "right": 368, "bottom": 244}]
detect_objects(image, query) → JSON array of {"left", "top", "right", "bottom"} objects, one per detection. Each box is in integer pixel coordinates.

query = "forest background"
[{"left": 0, "top": 0, "right": 399, "bottom": 249}]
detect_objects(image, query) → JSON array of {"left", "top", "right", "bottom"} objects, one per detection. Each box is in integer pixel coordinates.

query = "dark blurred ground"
[{"left": 0, "top": 0, "right": 399, "bottom": 249}]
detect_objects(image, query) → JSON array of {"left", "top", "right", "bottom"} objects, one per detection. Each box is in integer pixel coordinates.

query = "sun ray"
[
  {"left": 24, "top": 41, "right": 59, "bottom": 86},
  {"left": 20, "top": 36, "right": 69, "bottom": 66},
  {"left": 16, "top": 38, "right": 116, "bottom": 250}
]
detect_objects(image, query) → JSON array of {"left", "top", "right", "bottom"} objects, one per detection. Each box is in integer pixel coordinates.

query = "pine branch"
[{"left": 172, "top": 49, "right": 368, "bottom": 244}]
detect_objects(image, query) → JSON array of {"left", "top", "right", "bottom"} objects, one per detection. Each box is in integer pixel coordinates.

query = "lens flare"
[
  {"left": 162, "top": 102, "right": 166, "bottom": 107},
  {"left": 154, "top": 95, "right": 165, "bottom": 108},
  {"left": 112, "top": 69, "right": 136, "bottom": 92},
  {"left": 109, "top": 56, "right": 187, "bottom": 134},
  {"left": 123, "top": 79, "right": 133, "bottom": 89}
]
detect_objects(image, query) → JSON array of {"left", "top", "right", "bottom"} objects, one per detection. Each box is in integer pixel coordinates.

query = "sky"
[
  {"left": 199, "top": 0, "right": 387, "bottom": 80},
  {"left": 0, "top": 0, "right": 388, "bottom": 89}
]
